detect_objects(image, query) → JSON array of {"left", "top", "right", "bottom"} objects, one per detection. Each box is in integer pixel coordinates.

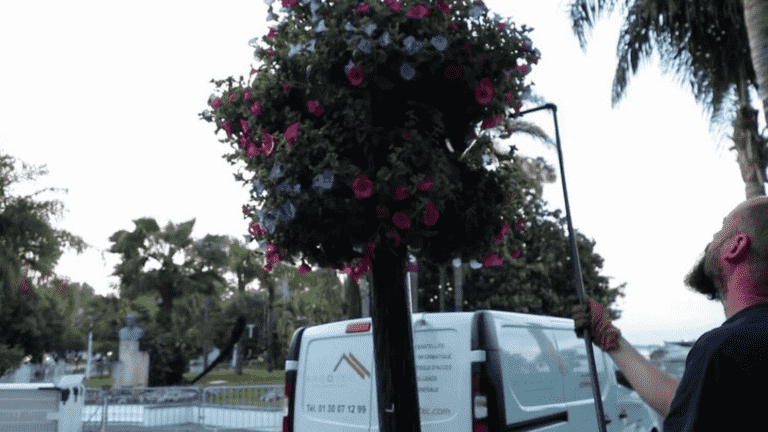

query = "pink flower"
[
  {"left": 347, "top": 66, "right": 363, "bottom": 86},
  {"left": 282, "top": 0, "right": 295, "bottom": 6},
  {"left": 503, "top": 198, "right": 510, "bottom": 205},
  {"left": 238, "top": 136, "right": 249, "bottom": 149},
  {"left": 436, "top": 0, "right": 450, "bottom": 13},
  {"left": 364, "top": 241, "right": 376, "bottom": 258},
  {"left": 505, "top": 91, "right": 513, "bottom": 104},
  {"left": 284, "top": 122, "right": 299, "bottom": 148},
  {"left": 481, "top": 113, "right": 503, "bottom": 129},
  {"left": 357, "top": 257, "right": 372, "bottom": 274},
  {"left": 385, "top": 229, "right": 401, "bottom": 246},
  {"left": 267, "top": 49, "right": 275, "bottom": 56},
  {"left": 220, "top": 121, "right": 233, "bottom": 138},
  {"left": 501, "top": 220, "right": 512, "bottom": 236},
  {"left": 498, "top": 22, "right": 506, "bottom": 30},
  {"left": 385, "top": 0, "right": 402, "bottom": 12},
  {"left": 250, "top": 101, "right": 263, "bottom": 116},
  {"left": 307, "top": 100, "right": 324, "bottom": 116},
  {"left": 352, "top": 174, "right": 373, "bottom": 199},
  {"left": 482, "top": 253, "right": 503, "bottom": 268},
  {"left": 405, "top": 263, "right": 419, "bottom": 272},
  {"left": 250, "top": 68, "right": 257, "bottom": 75},
  {"left": 532, "top": 55, "right": 540, "bottom": 65},
  {"left": 475, "top": 78, "right": 495, "bottom": 105},
  {"left": 514, "top": 100, "right": 522, "bottom": 114},
  {"left": 510, "top": 250, "right": 522, "bottom": 259},
  {"left": 340, "top": 265, "right": 353, "bottom": 276},
  {"left": 517, "top": 219, "right": 525, "bottom": 231},
  {"left": 514, "top": 64, "right": 531, "bottom": 75},
  {"left": 402, "top": 132, "right": 413, "bottom": 141},
  {"left": 298, "top": 263, "right": 311, "bottom": 274},
  {"left": 393, "top": 211, "right": 411, "bottom": 230},
  {"left": 228, "top": 92, "right": 236, "bottom": 103},
  {"left": 349, "top": 268, "right": 363, "bottom": 283},
  {"left": 211, "top": 98, "right": 222, "bottom": 108},
  {"left": 463, "top": 41, "right": 471, "bottom": 53},
  {"left": 282, "top": 81, "right": 290, "bottom": 94},
  {"left": 450, "top": 22, "right": 458, "bottom": 31},
  {"left": 239, "top": 118, "right": 251, "bottom": 134},
  {"left": 394, "top": 184, "right": 409, "bottom": 200},
  {"left": 355, "top": 1, "right": 370, "bottom": 13},
  {"left": 261, "top": 130, "right": 275, "bottom": 156},
  {"left": 417, "top": 177, "right": 433, "bottom": 191},
  {"left": 267, "top": 28, "right": 276, "bottom": 39},
  {"left": 376, "top": 206, "right": 389, "bottom": 218},
  {"left": 264, "top": 263, "right": 273, "bottom": 272},
  {"left": 246, "top": 143, "right": 260, "bottom": 158},
  {"left": 423, "top": 202, "right": 439, "bottom": 225},
  {"left": 444, "top": 65, "right": 463, "bottom": 81},
  {"left": 250, "top": 223, "right": 266, "bottom": 237},
  {"left": 243, "top": 205, "right": 250, "bottom": 215},
  {"left": 243, "top": 90, "right": 252, "bottom": 101},
  {"left": 407, "top": 3, "right": 430, "bottom": 19}
]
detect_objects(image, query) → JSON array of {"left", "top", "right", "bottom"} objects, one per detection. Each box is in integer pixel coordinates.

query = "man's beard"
[{"left": 684, "top": 253, "right": 724, "bottom": 301}]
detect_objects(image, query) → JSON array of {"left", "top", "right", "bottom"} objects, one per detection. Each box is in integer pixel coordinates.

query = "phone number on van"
[{"left": 306, "top": 404, "right": 367, "bottom": 414}]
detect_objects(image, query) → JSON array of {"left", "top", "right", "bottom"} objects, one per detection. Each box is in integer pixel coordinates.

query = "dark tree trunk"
[
  {"left": 370, "top": 242, "right": 421, "bottom": 432},
  {"left": 345, "top": 275, "right": 363, "bottom": 319}
]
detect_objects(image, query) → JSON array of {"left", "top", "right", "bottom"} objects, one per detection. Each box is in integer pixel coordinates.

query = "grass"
[{"left": 83, "top": 365, "right": 286, "bottom": 389}]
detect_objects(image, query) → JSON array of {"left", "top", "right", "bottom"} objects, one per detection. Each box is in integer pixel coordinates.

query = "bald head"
[{"left": 685, "top": 196, "right": 768, "bottom": 303}]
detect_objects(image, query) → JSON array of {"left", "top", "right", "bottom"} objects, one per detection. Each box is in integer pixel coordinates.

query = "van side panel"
[{"left": 294, "top": 328, "right": 374, "bottom": 431}]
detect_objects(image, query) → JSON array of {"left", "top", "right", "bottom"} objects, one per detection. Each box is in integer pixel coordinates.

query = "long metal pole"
[{"left": 516, "top": 103, "right": 608, "bottom": 432}]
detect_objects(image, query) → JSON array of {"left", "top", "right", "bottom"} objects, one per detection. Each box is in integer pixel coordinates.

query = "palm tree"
[
  {"left": 569, "top": 0, "right": 768, "bottom": 198},
  {"left": 740, "top": 0, "right": 768, "bottom": 132}
]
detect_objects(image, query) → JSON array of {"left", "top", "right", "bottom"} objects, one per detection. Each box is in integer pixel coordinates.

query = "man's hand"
[{"left": 572, "top": 298, "right": 622, "bottom": 352}]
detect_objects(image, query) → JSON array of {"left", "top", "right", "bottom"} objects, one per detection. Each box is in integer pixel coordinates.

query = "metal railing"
[{"left": 81, "top": 384, "right": 284, "bottom": 431}]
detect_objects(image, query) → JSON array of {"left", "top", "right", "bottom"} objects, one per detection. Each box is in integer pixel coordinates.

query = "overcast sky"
[{"left": 1, "top": 0, "right": 765, "bottom": 346}]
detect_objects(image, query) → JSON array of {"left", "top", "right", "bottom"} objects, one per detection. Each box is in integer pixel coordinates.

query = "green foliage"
[
  {"left": 0, "top": 149, "right": 91, "bottom": 294},
  {"left": 203, "top": 0, "right": 541, "bottom": 277}
]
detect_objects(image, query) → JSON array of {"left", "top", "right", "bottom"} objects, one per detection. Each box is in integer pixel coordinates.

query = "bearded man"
[{"left": 574, "top": 196, "right": 768, "bottom": 432}]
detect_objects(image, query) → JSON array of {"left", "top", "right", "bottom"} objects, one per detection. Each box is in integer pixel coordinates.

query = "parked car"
[{"left": 281, "top": 310, "right": 664, "bottom": 432}]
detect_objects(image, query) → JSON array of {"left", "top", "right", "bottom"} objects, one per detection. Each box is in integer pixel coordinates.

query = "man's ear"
[{"left": 722, "top": 233, "right": 751, "bottom": 263}]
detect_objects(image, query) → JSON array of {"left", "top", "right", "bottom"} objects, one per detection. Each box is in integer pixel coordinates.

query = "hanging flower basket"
[{"left": 204, "top": 0, "right": 540, "bottom": 280}]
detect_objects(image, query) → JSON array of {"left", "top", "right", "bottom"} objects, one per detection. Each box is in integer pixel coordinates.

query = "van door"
[
  {"left": 370, "top": 313, "right": 474, "bottom": 432},
  {"left": 551, "top": 328, "right": 621, "bottom": 432},
  {"left": 494, "top": 321, "right": 569, "bottom": 431},
  {"left": 293, "top": 321, "right": 375, "bottom": 432}
]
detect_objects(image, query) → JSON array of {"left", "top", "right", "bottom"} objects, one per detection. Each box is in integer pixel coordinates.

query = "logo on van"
[{"left": 333, "top": 353, "right": 370, "bottom": 379}]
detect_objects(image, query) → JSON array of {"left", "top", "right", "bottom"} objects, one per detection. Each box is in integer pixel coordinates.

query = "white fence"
[{"left": 81, "top": 385, "right": 284, "bottom": 431}]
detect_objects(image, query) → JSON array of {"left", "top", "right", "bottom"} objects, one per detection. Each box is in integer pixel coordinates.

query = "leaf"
[
  {"left": 134, "top": 217, "right": 160, "bottom": 236},
  {"left": 373, "top": 75, "right": 395, "bottom": 90}
]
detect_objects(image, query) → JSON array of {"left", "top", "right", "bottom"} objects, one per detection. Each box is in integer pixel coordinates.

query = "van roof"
[{"left": 305, "top": 310, "right": 575, "bottom": 334}]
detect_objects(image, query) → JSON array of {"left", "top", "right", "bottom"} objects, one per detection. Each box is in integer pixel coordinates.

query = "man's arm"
[{"left": 608, "top": 336, "right": 680, "bottom": 418}]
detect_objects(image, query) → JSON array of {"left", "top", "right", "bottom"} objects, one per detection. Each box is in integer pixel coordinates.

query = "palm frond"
[{"left": 569, "top": 0, "right": 627, "bottom": 51}]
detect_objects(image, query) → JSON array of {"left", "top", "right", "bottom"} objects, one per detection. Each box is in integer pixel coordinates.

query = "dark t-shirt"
[{"left": 663, "top": 302, "right": 768, "bottom": 431}]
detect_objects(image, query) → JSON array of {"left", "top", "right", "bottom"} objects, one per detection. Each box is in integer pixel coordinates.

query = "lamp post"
[{"left": 514, "top": 103, "right": 608, "bottom": 432}]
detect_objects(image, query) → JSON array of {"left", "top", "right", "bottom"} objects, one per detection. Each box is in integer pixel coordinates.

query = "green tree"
[
  {"left": 0, "top": 148, "right": 92, "bottom": 375},
  {"left": 569, "top": 0, "right": 767, "bottom": 198},
  {"left": 107, "top": 218, "right": 248, "bottom": 386}
]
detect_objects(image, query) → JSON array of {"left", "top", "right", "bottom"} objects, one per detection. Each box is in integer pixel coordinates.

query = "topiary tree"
[{"left": 202, "top": 1, "right": 540, "bottom": 430}]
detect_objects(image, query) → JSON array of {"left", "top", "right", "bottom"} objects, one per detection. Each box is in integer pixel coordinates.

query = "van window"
[
  {"left": 498, "top": 325, "right": 564, "bottom": 407},
  {"left": 551, "top": 329, "right": 608, "bottom": 403}
]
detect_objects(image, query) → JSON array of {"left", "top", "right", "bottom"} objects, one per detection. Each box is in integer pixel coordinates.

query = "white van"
[{"left": 281, "top": 310, "right": 661, "bottom": 432}]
